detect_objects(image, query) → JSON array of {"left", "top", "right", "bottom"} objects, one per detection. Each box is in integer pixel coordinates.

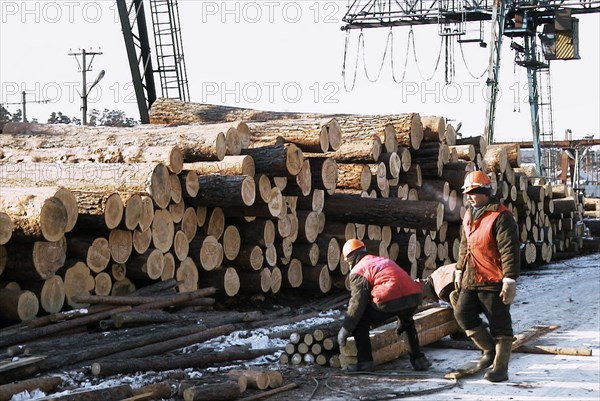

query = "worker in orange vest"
[
  {"left": 337, "top": 239, "right": 431, "bottom": 372},
  {"left": 454, "top": 170, "right": 520, "bottom": 382}
]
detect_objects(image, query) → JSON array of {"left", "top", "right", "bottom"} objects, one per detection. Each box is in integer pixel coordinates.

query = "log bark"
[
  {"left": 183, "top": 382, "right": 241, "bottom": 401},
  {"left": 0, "top": 187, "right": 71, "bottom": 242},
  {"left": 1, "top": 162, "right": 172, "bottom": 209},
  {"left": 336, "top": 163, "right": 370, "bottom": 191},
  {"left": 183, "top": 155, "right": 255, "bottom": 177},
  {"left": 420, "top": 116, "right": 445, "bottom": 142},
  {"left": 0, "top": 376, "right": 63, "bottom": 401},
  {"left": 242, "top": 143, "right": 304, "bottom": 177},
  {"left": 0, "top": 288, "right": 39, "bottom": 321},
  {"left": 323, "top": 194, "right": 443, "bottom": 230},
  {"left": 1, "top": 121, "right": 229, "bottom": 161},
  {"left": 244, "top": 118, "right": 338, "bottom": 153},
  {"left": 2, "top": 238, "right": 66, "bottom": 280}
]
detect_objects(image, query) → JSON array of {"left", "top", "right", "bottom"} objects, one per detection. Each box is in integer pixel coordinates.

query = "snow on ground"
[{"left": 8, "top": 254, "right": 600, "bottom": 401}]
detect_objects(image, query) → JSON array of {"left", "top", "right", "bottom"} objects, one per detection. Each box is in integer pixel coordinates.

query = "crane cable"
[
  {"left": 458, "top": 41, "right": 489, "bottom": 79},
  {"left": 342, "top": 27, "right": 444, "bottom": 91}
]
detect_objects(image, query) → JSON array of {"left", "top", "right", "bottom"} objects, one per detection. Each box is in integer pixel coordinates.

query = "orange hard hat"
[
  {"left": 462, "top": 170, "right": 492, "bottom": 193},
  {"left": 342, "top": 239, "right": 365, "bottom": 258}
]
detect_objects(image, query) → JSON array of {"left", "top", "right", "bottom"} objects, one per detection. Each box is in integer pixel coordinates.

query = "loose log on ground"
[
  {"left": 92, "top": 345, "right": 279, "bottom": 377},
  {"left": 0, "top": 376, "right": 63, "bottom": 401}
]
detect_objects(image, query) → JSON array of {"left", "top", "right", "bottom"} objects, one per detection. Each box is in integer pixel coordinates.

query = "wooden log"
[
  {"left": 109, "top": 228, "right": 133, "bottom": 264},
  {"left": 22, "top": 384, "right": 134, "bottom": 401},
  {"left": 1, "top": 162, "right": 172, "bottom": 209},
  {"left": 282, "top": 159, "right": 312, "bottom": 197},
  {"left": 183, "top": 155, "right": 255, "bottom": 177},
  {"left": 2, "top": 121, "right": 230, "bottom": 161},
  {"left": 336, "top": 163, "right": 371, "bottom": 191},
  {"left": 308, "top": 157, "right": 338, "bottom": 194},
  {"left": 301, "top": 265, "right": 331, "bottom": 293},
  {"left": 0, "top": 187, "right": 69, "bottom": 242},
  {"left": 323, "top": 194, "right": 443, "bottom": 230},
  {"left": 0, "top": 376, "right": 63, "bottom": 401},
  {"left": 227, "top": 369, "right": 270, "bottom": 390},
  {"left": 0, "top": 212, "right": 12, "bottom": 245},
  {"left": 62, "top": 262, "right": 96, "bottom": 308},
  {"left": 20, "top": 275, "right": 65, "bottom": 314},
  {"left": 0, "top": 289, "right": 39, "bottom": 321},
  {"left": 244, "top": 117, "right": 338, "bottom": 153},
  {"left": 183, "top": 381, "right": 241, "bottom": 401},
  {"left": 482, "top": 145, "right": 508, "bottom": 173},
  {"left": 185, "top": 175, "right": 256, "bottom": 207},
  {"left": 2, "top": 238, "right": 66, "bottom": 281},
  {"left": 420, "top": 116, "right": 445, "bottom": 142},
  {"left": 241, "top": 143, "right": 304, "bottom": 177},
  {"left": 201, "top": 267, "right": 240, "bottom": 297}
]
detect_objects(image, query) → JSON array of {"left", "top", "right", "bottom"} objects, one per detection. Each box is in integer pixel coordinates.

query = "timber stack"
[{"left": 0, "top": 98, "right": 595, "bottom": 327}]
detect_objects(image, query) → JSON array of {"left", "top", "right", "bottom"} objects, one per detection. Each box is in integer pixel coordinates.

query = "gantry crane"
[
  {"left": 342, "top": 0, "right": 600, "bottom": 178},
  {"left": 116, "top": 0, "right": 190, "bottom": 123}
]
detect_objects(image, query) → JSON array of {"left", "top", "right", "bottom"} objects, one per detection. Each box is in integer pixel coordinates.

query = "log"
[
  {"left": 183, "top": 382, "right": 241, "bottom": 401},
  {"left": 62, "top": 262, "right": 96, "bottom": 308},
  {"left": 244, "top": 118, "right": 338, "bottom": 153},
  {"left": 183, "top": 155, "right": 255, "bottom": 177},
  {"left": 0, "top": 187, "right": 70, "bottom": 242},
  {"left": 30, "top": 275, "right": 65, "bottom": 314},
  {"left": 1, "top": 121, "right": 229, "bottom": 161},
  {"left": 2, "top": 238, "right": 66, "bottom": 281},
  {"left": 227, "top": 369, "right": 270, "bottom": 390},
  {"left": 26, "top": 384, "right": 134, "bottom": 401},
  {"left": 109, "top": 228, "right": 133, "bottom": 263},
  {"left": 336, "top": 163, "right": 371, "bottom": 191},
  {"left": 0, "top": 289, "right": 39, "bottom": 321},
  {"left": 0, "top": 212, "right": 12, "bottom": 245},
  {"left": 0, "top": 162, "right": 172, "bottom": 209},
  {"left": 309, "top": 157, "right": 338, "bottom": 194},
  {"left": 241, "top": 143, "right": 304, "bottom": 177},
  {"left": 482, "top": 145, "right": 508, "bottom": 173},
  {"left": 91, "top": 345, "right": 279, "bottom": 377},
  {"left": 185, "top": 175, "right": 256, "bottom": 208},
  {"left": 0, "top": 376, "right": 62, "bottom": 401},
  {"left": 323, "top": 194, "right": 443, "bottom": 230},
  {"left": 201, "top": 267, "right": 240, "bottom": 297},
  {"left": 420, "top": 116, "right": 445, "bottom": 142}
]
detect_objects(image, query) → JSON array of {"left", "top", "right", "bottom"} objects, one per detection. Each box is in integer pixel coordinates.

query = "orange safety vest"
[
  {"left": 351, "top": 254, "right": 422, "bottom": 304},
  {"left": 463, "top": 205, "right": 509, "bottom": 283}
]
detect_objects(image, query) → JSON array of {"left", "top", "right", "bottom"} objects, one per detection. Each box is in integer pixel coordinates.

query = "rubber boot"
[
  {"left": 484, "top": 338, "right": 512, "bottom": 382},
  {"left": 465, "top": 325, "right": 496, "bottom": 370},
  {"left": 404, "top": 324, "right": 431, "bottom": 371}
]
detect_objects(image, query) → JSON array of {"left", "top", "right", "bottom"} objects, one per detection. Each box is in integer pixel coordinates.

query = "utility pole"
[
  {"left": 1, "top": 91, "right": 49, "bottom": 122},
  {"left": 69, "top": 48, "right": 103, "bottom": 125}
]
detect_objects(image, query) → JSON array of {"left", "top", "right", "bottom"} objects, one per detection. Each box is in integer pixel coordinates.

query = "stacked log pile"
[
  {"left": 1, "top": 100, "right": 595, "bottom": 325},
  {"left": 0, "top": 100, "right": 598, "bottom": 388}
]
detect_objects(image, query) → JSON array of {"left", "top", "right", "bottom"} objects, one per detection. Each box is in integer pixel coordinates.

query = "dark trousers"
[
  {"left": 353, "top": 305, "right": 420, "bottom": 363},
  {"left": 454, "top": 289, "right": 514, "bottom": 339}
]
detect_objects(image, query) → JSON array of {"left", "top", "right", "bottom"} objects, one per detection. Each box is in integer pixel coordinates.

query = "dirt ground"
[{"left": 9, "top": 253, "right": 600, "bottom": 401}]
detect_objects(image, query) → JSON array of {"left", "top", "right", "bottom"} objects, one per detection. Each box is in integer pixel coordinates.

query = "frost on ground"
[{"left": 8, "top": 254, "right": 600, "bottom": 401}]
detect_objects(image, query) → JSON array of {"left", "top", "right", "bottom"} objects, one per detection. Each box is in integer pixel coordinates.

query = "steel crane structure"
[
  {"left": 116, "top": 0, "right": 190, "bottom": 123},
  {"left": 342, "top": 0, "right": 600, "bottom": 178}
]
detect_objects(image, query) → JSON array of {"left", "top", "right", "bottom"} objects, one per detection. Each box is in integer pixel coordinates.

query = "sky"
[{"left": 1, "top": 1, "right": 599, "bottom": 143}]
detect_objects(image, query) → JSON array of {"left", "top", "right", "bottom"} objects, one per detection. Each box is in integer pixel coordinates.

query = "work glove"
[
  {"left": 337, "top": 327, "right": 351, "bottom": 347},
  {"left": 454, "top": 270, "right": 463, "bottom": 291},
  {"left": 500, "top": 277, "right": 517, "bottom": 305}
]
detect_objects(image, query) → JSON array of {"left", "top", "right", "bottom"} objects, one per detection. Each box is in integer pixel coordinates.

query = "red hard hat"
[
  {"left": 462, "top": 171, "right": 492, "bottom": 193},
  {"left": 342, "top": 239, "right": 365, "bottom": 258}
]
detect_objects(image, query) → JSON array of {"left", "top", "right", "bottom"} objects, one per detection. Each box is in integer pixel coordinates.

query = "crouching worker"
[{"left": 337, "top": 239, "right": 431, "bottom": 372}]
